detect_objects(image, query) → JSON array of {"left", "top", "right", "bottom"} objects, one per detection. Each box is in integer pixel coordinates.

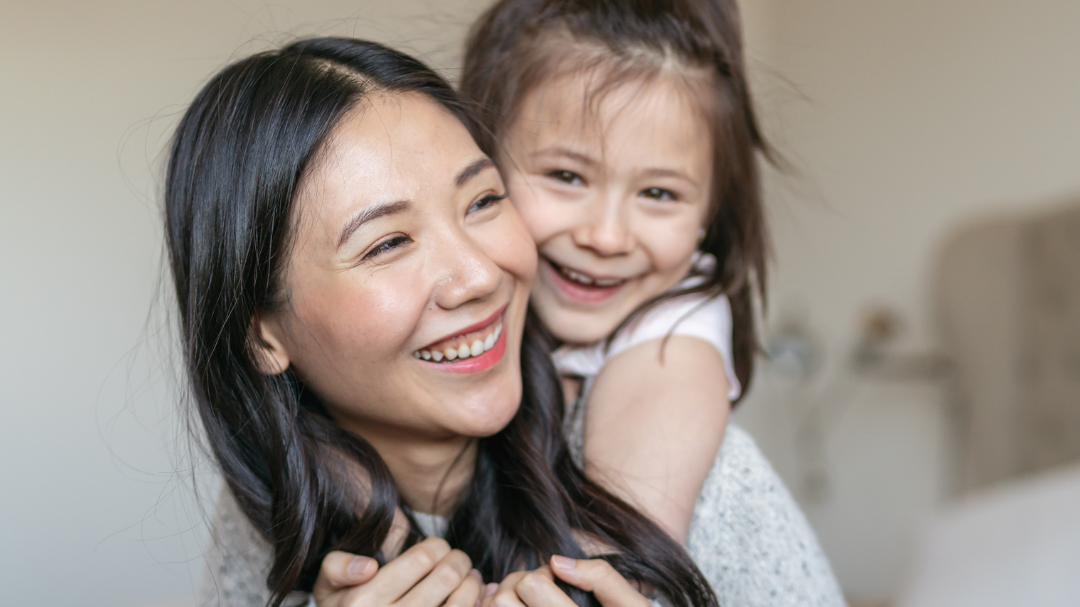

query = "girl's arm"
[{"left": 582, "top": 335, "right": 731, "bottom": 544}]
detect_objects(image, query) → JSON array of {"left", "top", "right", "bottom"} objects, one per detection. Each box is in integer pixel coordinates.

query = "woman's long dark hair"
[
  {"left": 462, "top": 0, "right": 771, "bottom": 401},
  {"left": 165, "top": 38, "right": 717, "bottom": 607}
]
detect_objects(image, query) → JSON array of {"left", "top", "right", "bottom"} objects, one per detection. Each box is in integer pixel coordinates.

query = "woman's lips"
[
  {"left": 542, "top": 258, "right": 629, "bottom": 304},
  {"left": 415, "top": 321, "right": 507, "bottom": 374},
  {"left": 413, "top": 308, "right": 507, "bottom": 373}
]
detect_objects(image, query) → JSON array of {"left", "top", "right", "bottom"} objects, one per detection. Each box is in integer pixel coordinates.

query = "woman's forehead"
[{"left": 300, "top": 93, "right": 477, "bottom": 216}]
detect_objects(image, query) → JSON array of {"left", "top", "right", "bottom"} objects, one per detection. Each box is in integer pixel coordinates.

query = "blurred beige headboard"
[{"left": 936, "top": 200, "right": 1080, "bottom": 495}]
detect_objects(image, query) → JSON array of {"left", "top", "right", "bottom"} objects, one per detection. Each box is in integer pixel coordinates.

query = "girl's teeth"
[
  {"left": 564, "top": 268, "right": 593, "bottom": 284},
  {"left": 560, "top": 264, "right": 622, "bottom": 287}
]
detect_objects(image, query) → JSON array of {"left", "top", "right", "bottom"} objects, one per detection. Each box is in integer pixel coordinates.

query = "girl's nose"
[
  {"left": 433, "top": 234, "right": 503, "bottom": 310},
  {"left": 571, "top": 209, "right": 636, "bottom": 257}
]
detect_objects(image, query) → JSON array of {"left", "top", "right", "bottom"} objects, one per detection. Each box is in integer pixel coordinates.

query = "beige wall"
[{"left": 735, "top": 0, "right": 1080, "bottom": 601}]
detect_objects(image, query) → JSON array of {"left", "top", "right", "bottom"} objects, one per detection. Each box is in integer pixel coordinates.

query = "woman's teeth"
[{"left": 414, "top": 323, "right": 501, "bottom": 363}]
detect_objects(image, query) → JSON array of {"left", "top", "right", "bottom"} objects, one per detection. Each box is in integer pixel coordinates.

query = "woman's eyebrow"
[
  {"left": 338, "top": 200, "right": 410, "bottom": 248},
  {"left": 456, "top": 157, "right": 496, "bottom": 187}
]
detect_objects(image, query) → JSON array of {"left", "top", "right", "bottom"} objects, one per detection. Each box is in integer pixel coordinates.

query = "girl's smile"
[{"left": 501, "top": 71, "right": 714, "bottom": 345}]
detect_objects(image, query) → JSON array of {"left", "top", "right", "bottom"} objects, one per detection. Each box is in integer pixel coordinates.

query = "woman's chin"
[{"left": 452, "top": 383, "right": 522, "bottom": 438}]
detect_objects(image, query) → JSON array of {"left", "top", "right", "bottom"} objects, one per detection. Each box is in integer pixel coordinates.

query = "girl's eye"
[
  {"left": 547, "top": 170, "right": 584, "bottom": 186},
  {"left": 640, "top": 187, "right": 677, "bottom": 202},
  {"left": 468, "top": 193, "right": 507, "bottom": 214},
  {"left": 363, "top": 235, "right": 411, "bottom": 261}
]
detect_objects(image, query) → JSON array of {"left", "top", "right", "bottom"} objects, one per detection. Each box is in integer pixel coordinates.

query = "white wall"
[
  {"left": 734, "top": 0, "right": 1080, "bottom": 602},
  {"left": 0, "top": 2, "right": 485, "bottom": 605}
]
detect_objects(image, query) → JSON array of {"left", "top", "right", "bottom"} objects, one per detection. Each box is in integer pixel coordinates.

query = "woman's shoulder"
[
  {"left": 687, "top": 424, "right": 846, "bottom": 607},
  {"left": 200, "top": 485, "right": 311, "bottom": 607}
]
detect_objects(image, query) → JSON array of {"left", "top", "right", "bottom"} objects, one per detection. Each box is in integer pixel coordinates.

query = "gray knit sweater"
[{"left": 198, "top": 423, "right": 844, "bottom": 607}]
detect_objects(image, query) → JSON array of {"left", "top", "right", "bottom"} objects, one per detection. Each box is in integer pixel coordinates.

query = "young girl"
[{"left": 461, "top": 0, "right": 845, "bottom": 604}]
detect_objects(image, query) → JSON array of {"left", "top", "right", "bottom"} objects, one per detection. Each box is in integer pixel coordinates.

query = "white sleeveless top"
[{"left": 552, "top": 289, "right": 742, "bottom": 402}]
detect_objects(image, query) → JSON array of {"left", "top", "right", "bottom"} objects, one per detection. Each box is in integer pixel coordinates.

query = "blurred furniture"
[
  {"left": 935, "top": 200, "right": 1080, "bottom": 495},
  {"left": 896, "top": 463, "right": 1080, "bottom": 607}
]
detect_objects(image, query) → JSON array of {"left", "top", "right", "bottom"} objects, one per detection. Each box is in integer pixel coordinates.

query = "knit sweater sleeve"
[{"left": 686, "top": 425, "right": 846, "bottom": 607}]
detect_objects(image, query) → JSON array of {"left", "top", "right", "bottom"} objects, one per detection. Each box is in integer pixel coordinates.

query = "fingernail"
[
  {"left": 348, "top": 555, "right": 374, "bottom": 576},
  {"left": 551, "top": 555, "right": 576, "bottom": 570},
  {"left": 484, "top": 582, "right": 499, "bottom": 596},
  {"left": 469, "top": 568, "right": 483, "bottom": 581}
]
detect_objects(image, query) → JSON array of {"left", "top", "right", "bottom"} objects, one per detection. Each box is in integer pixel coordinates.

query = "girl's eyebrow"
[
  {"left": 338, "top": 200, "right": 410, "bottom": 248},
  {"left": 531, "top": 146, "right": 598, "bottom": 167},
  {"left": 640, "top": 167, "right": 698, "bottom": 183}
]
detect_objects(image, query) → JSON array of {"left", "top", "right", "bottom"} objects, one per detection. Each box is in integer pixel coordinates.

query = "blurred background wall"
[{"left": 1, "top": 1, "right": 1076, "bottom": 606}]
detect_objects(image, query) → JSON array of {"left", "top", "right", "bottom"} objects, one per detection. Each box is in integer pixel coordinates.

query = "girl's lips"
[
  {"left": 542, "top": 258, "right": 627, "bottom": 305},
  {"left": 419, "top": 323, "right": 507, "bottom": 374}
]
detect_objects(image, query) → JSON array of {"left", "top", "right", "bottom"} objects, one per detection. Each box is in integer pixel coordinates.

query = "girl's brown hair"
[{"left": 462, "top": 0, "right": 770, "bottom": 400}]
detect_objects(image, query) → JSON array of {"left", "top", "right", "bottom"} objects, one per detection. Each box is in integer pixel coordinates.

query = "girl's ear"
[{"left": 251, "top": 313, "right": 291, "bottom": 375}]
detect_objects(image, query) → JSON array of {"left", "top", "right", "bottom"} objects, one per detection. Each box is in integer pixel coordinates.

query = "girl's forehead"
[
  {"left": 518, "top": 69, "right": 708, "bottom": 134},
  {"left": 512, "top": 70, "right": 712, "bottom": 164}
]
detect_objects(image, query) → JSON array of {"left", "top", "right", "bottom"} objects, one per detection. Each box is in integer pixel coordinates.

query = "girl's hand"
[
  {"left": 313, "top": 537, "right": 484, "bottom": 607},
  {"left": 481, "top": 556, "right": 651, "bottom": 607}
]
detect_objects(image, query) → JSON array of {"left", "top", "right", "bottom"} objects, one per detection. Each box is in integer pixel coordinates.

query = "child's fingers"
[
  {"left": 480, "top": 572, "right": 525, "bottom": 607},
  {"left": 513, "top": 567, "right": 577, "bottom": 607},
  {"left": 312, "top": 552, "right": 378, "bottom": 602},
  {"left": 395, "top": 547, "right": 473, "bottom": 607},
  {"left": 549, "top": 556, "right": 651, "bottom": 607},
  {"left": 443, "top": 569, "right": 484, "bottom": 607},
  {"left": 346, "top": 537, "right": 453, "bottom": 606}
]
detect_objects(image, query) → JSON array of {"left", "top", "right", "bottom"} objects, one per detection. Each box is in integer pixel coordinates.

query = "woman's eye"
[
  {"left": 640, "top": 187, "right": 677, "bottom": 201},
  {"left": 547, "top": 170, "right": 584, "bottom": 186},
  {"left": 468, "top": 193, "right": 507, "bottom": 214},
  {"left": 363, "top": 235, "right": 411, "bottom": 261}
]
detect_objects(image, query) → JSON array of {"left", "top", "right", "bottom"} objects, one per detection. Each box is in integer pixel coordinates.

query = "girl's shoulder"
[{"left": 554, "top": 287, "right": 741, "bottom": 400}]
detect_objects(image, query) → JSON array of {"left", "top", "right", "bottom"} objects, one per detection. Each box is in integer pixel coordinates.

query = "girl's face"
[
  {"left": 258, "top": 92, "right": 536, "bottom": 445},
  {"left": 501, "top": 73, "right": 713, "bottom": 344}
]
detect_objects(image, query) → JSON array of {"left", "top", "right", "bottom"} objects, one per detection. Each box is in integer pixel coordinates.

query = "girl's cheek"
[
  {"left": 487, "top": 207, "right": 539, "bottom": 284},
  {"left": 506, "top": 174, "right": 557, "bottom": 244},
  {"left": 642, "top": 220, "right": 702, "bottom": 273}
]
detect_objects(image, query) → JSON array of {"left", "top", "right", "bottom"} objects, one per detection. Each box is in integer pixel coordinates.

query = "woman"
[{"left": 167, "top": 38, "right": 716, "bottom": 607}]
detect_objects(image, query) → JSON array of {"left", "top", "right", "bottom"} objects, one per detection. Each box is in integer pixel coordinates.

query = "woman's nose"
[
  {"left": 570, "top": 203, "right": 636, "bottom": 257},
  {"left": 433, "top": 235, "right": 503, "bottom": 310}
]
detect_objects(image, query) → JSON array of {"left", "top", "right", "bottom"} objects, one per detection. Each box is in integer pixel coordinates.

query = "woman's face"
[{"left": 258, "top": 92, "right": 536, "bottom": 444}]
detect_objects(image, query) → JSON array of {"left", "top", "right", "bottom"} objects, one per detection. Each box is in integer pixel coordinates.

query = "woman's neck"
[{"left": 353, "top": 427, "right": 477, "bottom": 516}]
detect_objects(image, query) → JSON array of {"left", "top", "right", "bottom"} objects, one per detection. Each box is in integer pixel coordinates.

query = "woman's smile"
[{"left": 414, "top": 305, "right": 507, "bottom": 372}]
